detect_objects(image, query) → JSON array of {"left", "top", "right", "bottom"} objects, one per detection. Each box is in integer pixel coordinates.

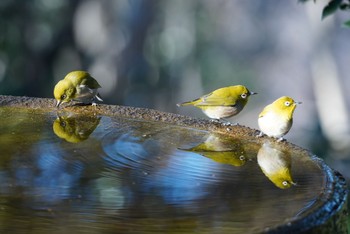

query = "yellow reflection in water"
[
  {"left": 52, "top": 112, "right": 101, "bottom": 143},
  {"left": 180, "top": 133, "right": 246, "bottom": 167},
  {"left": 257, "top": 142, "right": 296, "bottom": 189}
]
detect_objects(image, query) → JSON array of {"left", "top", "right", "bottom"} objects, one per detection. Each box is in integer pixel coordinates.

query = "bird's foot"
[
  {"left": 220, "top": 118, "right": 238, "bottom": 126},
  {"left": 276, "top": 137, "right": 285, "bottom": 142},
  {"left": 222, "top": 121, "right": 232, "bottom": 126},
  {"left": 223, "top": 122, "right": 239, "bottom": 126},
  {"left": 210, "top": 119, "right": 221, "bottom": 123},
  {"left": 256, "top": 131, "right": 264, "bottom": 138}
]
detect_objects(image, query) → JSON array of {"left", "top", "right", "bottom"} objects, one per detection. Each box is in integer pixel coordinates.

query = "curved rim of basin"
[{"left": 0, "top": 95, "right": 348, "bottom": 233}]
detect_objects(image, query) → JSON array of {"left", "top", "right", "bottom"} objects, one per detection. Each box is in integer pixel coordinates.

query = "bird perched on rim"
[
  {"left": 177, "top": 85, "right": 256, "bottom": 122},
  {"left": 54, "top": 70, "right": 103, "bottom": 107},
  {"left": 258, "top": 96, "right": 301, "bottom": 141}
]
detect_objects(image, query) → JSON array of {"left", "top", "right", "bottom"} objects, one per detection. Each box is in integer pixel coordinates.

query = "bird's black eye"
[
  {"left": 61, "top": 94, "right": 67, "bottom": 100},
  {"left": 284, "top": 101, "right": 290, "bottom": 106},
  {"left": 241, "top": 93, "right": 247, "bottom": 99},
  {"left": 60, "top": 121, "right": 66, "bottom": 127},
  {"left": 282, "top": 181, "right": 289, "bottom": 186}
]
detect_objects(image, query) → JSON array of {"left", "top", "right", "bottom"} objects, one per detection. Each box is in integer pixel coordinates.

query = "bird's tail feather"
[
  {"left": 177, "top": 99, "right": 199, "bottom": 107},
  {"left": 95, "top": 93, "right": 103, "bottom": 102}
]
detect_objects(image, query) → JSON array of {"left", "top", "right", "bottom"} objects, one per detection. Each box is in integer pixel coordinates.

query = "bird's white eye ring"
[
  {"left": 284, "top": 101, "right": 290, "bottom": 106},
  {"left": 282, "top": 181, "right": 289, "bottom": 186},
  {"left": 241, "top": 93, "right": 247, "bottom": 99},
  {"left": 61, "top": 94, "right": 67, "bottom": 100}
]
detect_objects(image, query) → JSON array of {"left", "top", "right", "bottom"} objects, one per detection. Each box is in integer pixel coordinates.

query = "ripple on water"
[{"left": 0, "top": 108, "right": 330, "bottom": 233}]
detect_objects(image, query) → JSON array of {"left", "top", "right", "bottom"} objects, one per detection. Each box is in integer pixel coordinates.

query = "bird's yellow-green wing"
[
  {"left": 64, "top": 71, "right": 86, "bottom": 86},
  {"left": 258, "top": 104, "right": 272, "bottom": 118},
  {"left": 80, "top": 75, "right": 101, "bottom": 89},
  {"left": 65, "top": 71, "right": 101, "bottom": 89},
  {"left": 177, "top": 93, "right": 221, "bottom": 106},
  {"left": 176, "top": 92, "right": 218, "bottom": 106},
  {"left": 200, "top": 87, "right": 237, "bottom": 106}
]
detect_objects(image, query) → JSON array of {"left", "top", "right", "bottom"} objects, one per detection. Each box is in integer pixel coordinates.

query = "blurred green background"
[{"left": 0, "top": 0, "right": 350, "bottom": 184}]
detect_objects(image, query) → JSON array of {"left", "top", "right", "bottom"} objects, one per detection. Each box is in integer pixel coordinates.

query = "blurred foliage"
[
  {"left": 300, "top": 0, "right": 350, "bottom": 26},
  {"left": 0, "top": 0, "right": 260, "bottom": 108},
  {"left": 0, "top": 1, "right": 350, "bottom": 184},
  {"left": 0, "top": 0, "right": 77, "bottom": 97}
]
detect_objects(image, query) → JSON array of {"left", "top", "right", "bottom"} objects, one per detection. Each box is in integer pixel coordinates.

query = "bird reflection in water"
[
  {"left": 52, "top": 112, "right": 101, "bottom": 143},
  {"left": 180, "top": 133, "right": 246, "bottom": 167},
  {"left": 257, "top": 142, "right": 296, "bottom": 189}
]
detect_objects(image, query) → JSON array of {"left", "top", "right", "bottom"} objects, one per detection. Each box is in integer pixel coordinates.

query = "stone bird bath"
[{"left": 0, "top": 95, "right": 348, "bottom": 233}]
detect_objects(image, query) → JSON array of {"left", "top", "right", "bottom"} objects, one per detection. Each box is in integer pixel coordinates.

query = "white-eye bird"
[
  {"left": 54, "top": 71, "right": 103, "bottom": 107},
  {"left": 177, "top": 85, "right": 256, "bottom": 121},
  {"left": 258, "top": 96, "right": 301, "bottom": 141}
]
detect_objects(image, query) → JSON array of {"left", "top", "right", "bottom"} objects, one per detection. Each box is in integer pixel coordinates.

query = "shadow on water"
[{"left": 0, "top": 107, "right": 334, "bottom": 233}]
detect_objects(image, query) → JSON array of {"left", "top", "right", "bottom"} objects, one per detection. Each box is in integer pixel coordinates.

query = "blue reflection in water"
[
  {"left": 13, "top": 142, "right": 83, "bottom": 204},
  {"left": 143, "top": 151, "right": 213, "bottom": 204},
  {"left": 103, "top": 132, "right": 218, "bottom": 205},
  {"left": 104, "top": 133, "right": 150, "bottom": 169}
]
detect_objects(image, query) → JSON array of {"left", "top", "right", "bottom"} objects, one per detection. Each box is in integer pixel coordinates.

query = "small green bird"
[
  {"left": 177, "top": 85, "right": 256, "bottom": 121},
  {"left": 258, "top": 96, "right": 301, "bottom": 141},
  {"left": 54, "top": 71, "right": 103, "bottom": 107}
]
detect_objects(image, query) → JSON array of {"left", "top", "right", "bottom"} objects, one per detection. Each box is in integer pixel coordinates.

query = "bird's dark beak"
[
  {"left": 56, "top": 100, "right": 62, "bottom": 108},
  {"left": 296, "top": 101, "right": 302, "bottom": 105},
  {"left": 250, "top": 91, "right": 258, "bottom": 95}
]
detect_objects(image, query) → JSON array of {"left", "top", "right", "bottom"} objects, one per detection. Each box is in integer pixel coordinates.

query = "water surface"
[{"left": 0, "top": 107, "right": 325, "bottom": 233}]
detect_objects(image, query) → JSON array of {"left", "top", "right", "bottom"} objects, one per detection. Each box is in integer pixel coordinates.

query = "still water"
[{"left": 0, "top": 107, "right": 324, "bottom": 233}]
